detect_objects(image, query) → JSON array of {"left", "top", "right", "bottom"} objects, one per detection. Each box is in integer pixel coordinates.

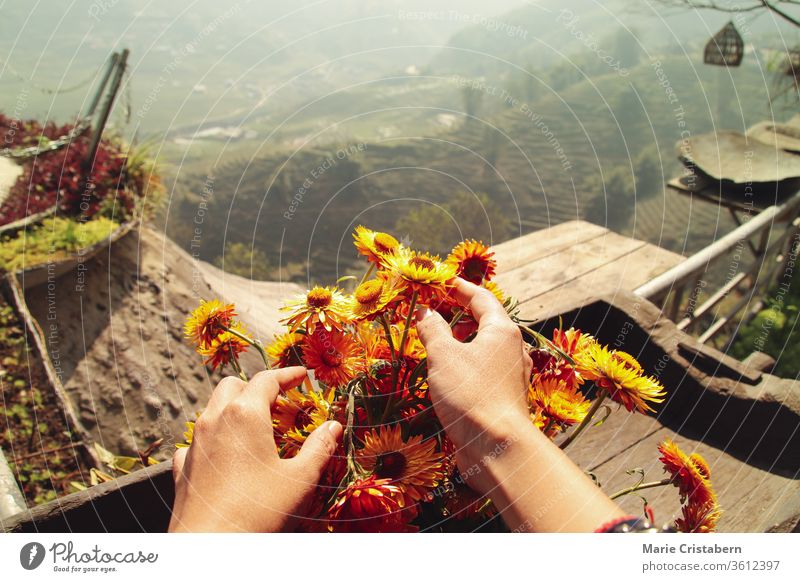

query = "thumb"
[
  {"left": 415, "top": 307, "right": 453, "bottom": 351},
  {"left": 291, "top": 420, "right": 343, "bottom": 483},
  {"left": 172, "top": 447, "right": 188, "bottom": 480}
]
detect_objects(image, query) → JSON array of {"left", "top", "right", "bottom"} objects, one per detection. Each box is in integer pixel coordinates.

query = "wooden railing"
[{"left": 634, "top": 190, "right": 800, "bottom": 347}]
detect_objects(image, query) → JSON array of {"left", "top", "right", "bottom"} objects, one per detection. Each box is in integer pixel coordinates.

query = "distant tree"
[
  {"left": 730, "top": 279, "right": 800, "bottom": 377},
  {"left": 548, "top": 60, "right": 585, "bottom": 91},
  {"left": 461, "top": 84, "right": 485, "bottom": 124},
  {"left": 634, "top": 147, "right": 663, "bottom": 200},
  {"left": 614, "top": 84, "right": 644, "bottom": 134},
  {"left": 584, "top": 166, "right": 637, "bottom": 231},
  {"left": 213, "top": 241, "right": 273, "bottom": 280},
  {"left": 395, "top": 192, "right": 512, "bottom": 256},
  {"left": 481, "top": 126, "right": 505, "bottom": 174}
]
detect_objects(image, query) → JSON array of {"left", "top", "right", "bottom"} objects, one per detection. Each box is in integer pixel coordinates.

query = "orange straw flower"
[
  {"left": 528, "top": 376, "right": 591, "bottom": 429},
  {"left": 658, "top": 439, "right": 717, "bottom": 507},
  {"left": 328, "top": 475, "right": 417, "bottom": 532},
  {"left": 385, "top": 248, "right": 457, "bottom": 303},
  {"left": 581, "top": 343, "right": 666, "bottom": 414},
  {"left": 302, "top": 329, "right": 362, "bottom": 387},
  {"left": 281, "top": 286, "right": 350, "bottom": 333},
  {"left": 266, "top": 332, "right": 305, "bottom": 368},
  {"left": 446, "top": 239, "right": 497, "bottom": 284},
  {"left": 358, "top": 425, "right": 444, "bottom": 502},
  {"left": 353, "top": 225, "right": 401, "bottom": 266},
  {"left": 184, "top": 299, "right": 237, "bottom": 348},
  {"left": 197, "top": 322, "right": 251, "bottom": 370}
]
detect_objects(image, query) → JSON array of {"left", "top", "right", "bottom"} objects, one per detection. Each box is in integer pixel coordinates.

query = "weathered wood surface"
[
  {"left": 541, "top": 294, "right": 800, "bottom": 533},
  {"left": 6, "top": 223, "right": 799, "bottom": 533},
  {"left": 2, "top": 461, "right": 173, "bottom": 533},
  {"left": 492, "top": 220, "right": 685, "bottom": 322}
]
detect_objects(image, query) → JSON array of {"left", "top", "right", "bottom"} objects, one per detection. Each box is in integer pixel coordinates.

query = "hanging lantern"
[{"left": 703, "top": 21, "right": 744, "bottom": 67}]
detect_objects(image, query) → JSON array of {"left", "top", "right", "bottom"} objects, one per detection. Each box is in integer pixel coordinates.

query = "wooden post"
[
  {"left": 84, "top": 52, "right": 118, "bottom": 119},
  {"left": 83, "top": 49, "right": 129, "bottom": 172},
  {"left": 668, "top": 284, "right": 686, "bottom": 322}
]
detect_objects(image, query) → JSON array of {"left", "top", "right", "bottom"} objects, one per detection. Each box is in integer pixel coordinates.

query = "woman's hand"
[
  {"left": 416, "top": 278, "right": 532, "bottom": 489},
  {"left": 169, "top": 367, "right": 342, "bottom": 532},
  {"left": 417, "top": 278, "right": 624, "bottom": 531}
]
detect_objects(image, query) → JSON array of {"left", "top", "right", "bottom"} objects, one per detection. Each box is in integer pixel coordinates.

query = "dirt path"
[{"left": 23, "top": 225, "right": 302, "bottom": 457}]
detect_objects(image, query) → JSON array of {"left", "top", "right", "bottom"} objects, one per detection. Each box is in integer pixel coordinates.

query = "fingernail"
[
  {"left": 326, "top": 420, "right": 343, "bottom": 440},
  {"left": 415, "top": 306, "right": 432, "bottom": 322}
]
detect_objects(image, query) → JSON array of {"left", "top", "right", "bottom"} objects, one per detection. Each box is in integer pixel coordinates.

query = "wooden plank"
[
  {"left": 18, "top": 220, "right": 138, "bottom": 289},
  {"left": 722, "top": 468, "right": 800, "bottom": 532},
  {"left": 563, "top": 409, "right": 666, "bottom": 475},
  {"left": 3, "top": 461, "right": 174, "bottom": 533},
  {"left": 491, "top": 220, "right": 609, "bottom": 274},
  {"left": 495, "top": 231, "right": 645, "bottom": 306},
  {"left": 586, "top": 426, "right": 683, "bottom": 524},
  {"left": 588, "top": 426, "right": 800, "bottom": 532},
  {"left": 521, "top": 243, "right": 684, "bottom": 321}
]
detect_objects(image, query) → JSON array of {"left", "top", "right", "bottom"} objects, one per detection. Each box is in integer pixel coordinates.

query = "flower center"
[
  {"left": 355, "top": 280, "right": 383, "bottom": 305},
  {"left": 307, "top": 287, "right": 333, "bottom": 309},
  {"left": 373, "top": 232, "right": 399, "bottom": 254},
  {"left": 375, "top": 451, "right": 407, "bottom": 480},
  {"left": 612, "top": 351, "right": 641, "bottom": 373},
  {"left": 690, "top": 454, "right": 711, "bottom": 480},
  {"left": 409, "top": 255, "right": 435, "bottom": 271},
  {"left": 461, "top": 257, "right": 489, "bottom": 284},
  {"left": 321, "top": 348, "right": 343, "bottom": 368},
  {"left": 282, "top": 344, "right": 304, "bottom": 367},
  {"left": 295, "top": 405, "right": 314, "bottom": 428}
]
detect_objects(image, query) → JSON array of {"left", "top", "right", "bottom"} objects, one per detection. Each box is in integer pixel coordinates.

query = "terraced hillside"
[{"left": 165, "top": 55, "right": 776, "bottom": 282}]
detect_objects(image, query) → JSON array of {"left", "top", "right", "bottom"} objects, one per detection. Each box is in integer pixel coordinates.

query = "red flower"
[{"left": 328, "top": 476, "right": 418, "bottom": 532}]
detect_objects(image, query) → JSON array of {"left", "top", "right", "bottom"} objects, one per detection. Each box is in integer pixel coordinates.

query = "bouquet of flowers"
[{"left": 183, "top": 226, "right": 721, "bottom": 532}]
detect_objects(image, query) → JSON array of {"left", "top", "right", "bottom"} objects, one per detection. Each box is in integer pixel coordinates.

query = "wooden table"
[
  {"left": 492, "top": 220, "right": 685, "bottom": 321},
  {"left": 491, "top": 221, "right": 799, "bottom": 532}
]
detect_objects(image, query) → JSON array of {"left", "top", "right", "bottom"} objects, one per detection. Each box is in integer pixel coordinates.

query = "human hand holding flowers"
[
  {"left": 415, "top": 278, "right": 533, "bottom": 485},
  {"left": 417, "top": 278, "right": 626, "bottom": 531},
  {"left": 175, "top": 226, "right": 721, "bottom": 533},
  {"left": 169, "top": 367, "right": 343, "bottom": 532}
]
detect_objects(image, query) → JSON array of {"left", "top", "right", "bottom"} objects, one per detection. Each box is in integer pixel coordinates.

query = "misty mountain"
[
  {"left": 430, "top": 0, "right": 799, "bottom": 77},
  {"left": 0, "top": 0, "right": 526, "bottom": 131}
]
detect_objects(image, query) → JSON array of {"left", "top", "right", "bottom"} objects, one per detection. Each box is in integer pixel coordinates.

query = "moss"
[{"left": 0, "top": 216, "right": 119, "bottom": 272}]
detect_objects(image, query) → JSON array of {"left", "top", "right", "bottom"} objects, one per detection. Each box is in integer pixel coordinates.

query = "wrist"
[{"left": 452, "top": 410, "right": 536, "bottom": 490}]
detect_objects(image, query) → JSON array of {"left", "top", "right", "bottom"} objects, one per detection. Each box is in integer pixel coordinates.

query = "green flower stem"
[
  {"left": 610, "top": 478, "right": 673, "bottom": 500},
  {"left": 344, "top": 383, "right": 358, "bottom": 476},
  {"left": 449, "top": 308, "right": 465, "bottom": 329},
  {"left": 221, "top": 324, "right": 271, "bottom": 369},
  {"left": 379, "top": 391, "right": 394, "bottom": 425},
  {"left": 559, "top": 390, "right": 607, "bottom": 450},
  {"left": 379, "top": 314, "right": 396, "bottom": 361},
  {"left": 408, "top": 405, "right": 435, "bottom": 431},
  {"left": 359, "top": 383, "right": 375, "bottom": 429},
  {"left": 359, "top": 262, "right": 376, "bottom": 287},
  {"left": 229, "top": 355, "right": 248, "bottom": 382},
  {"left": 399, "top": 290, "right": 418, "bottom": 359}
]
